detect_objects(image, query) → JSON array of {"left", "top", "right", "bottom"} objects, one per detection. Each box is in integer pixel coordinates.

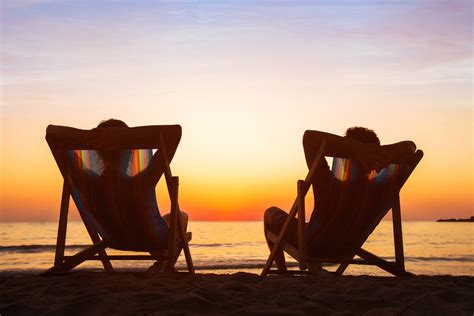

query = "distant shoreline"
[{"left": 436, "top": 216, "right": 473, "bottom": 222}]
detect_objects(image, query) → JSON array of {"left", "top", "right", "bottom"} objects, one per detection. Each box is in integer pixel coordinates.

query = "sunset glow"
[{"left": 1, "top": 0, "right": 472, "bottom": 221}]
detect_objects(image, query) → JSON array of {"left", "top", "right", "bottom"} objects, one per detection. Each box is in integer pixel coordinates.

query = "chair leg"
[
  {"left": 167, "top": 176, "right": 194, "bottom": 273},
  {"left": 336, "top": 263, "right": 349, "bottom": 275},
  {"left": 54, "top": 181, "right": 70, "bottom": 267},
  {"left": 78, "top": 212, "right": 114, "bottom": 272},
  {"left": 166, "top": 176, "right": 178, "bottom": 271},
  {"left": 336, "top": 254, "right": 357, "bottom": 275},
  {"left": 175, "top": 202, "right": 194, "bottom": 273},
  {"left": 47, "top": 181, "right": 113, "bottom": 274},
  {"left": 43, "top": 241, "right": 107, "bottom": 275},
  {"left": 262, "top": 142, "right": 326, "bottom": 276},
  {"left": 158, "top": 133, "right": 194, "bottom": 273},
  {"left": 261, "top": 204, "right": 299, "bottom": 276},
  {"left": 392, "top": 195, "right": 406, "bottom": 270},
  {"left": 297, "top": 180, "right": 307, "bottom": 271},
  {"left": 357, "top": 248, "right": 414, "bottom": 277},
  {"left": 179, "top": 223, "right": 194, "bottom": 273}
]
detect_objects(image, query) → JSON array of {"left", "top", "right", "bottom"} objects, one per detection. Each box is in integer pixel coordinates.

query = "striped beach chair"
[
  {"left": 262, "top": 137, "right": 423, "bottom": 276},
  {"left": 44, "top": 124, "right": 194, "bottom": 274}
]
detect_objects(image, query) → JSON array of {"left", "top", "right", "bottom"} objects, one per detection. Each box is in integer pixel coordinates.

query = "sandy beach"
[{"left": 1, "top": 271, "right": 473, "bottom": 315}]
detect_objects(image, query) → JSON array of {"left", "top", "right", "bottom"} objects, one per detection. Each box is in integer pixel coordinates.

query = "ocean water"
[{"left": 0, "top": 221, "right": 473, "bottom": 276}]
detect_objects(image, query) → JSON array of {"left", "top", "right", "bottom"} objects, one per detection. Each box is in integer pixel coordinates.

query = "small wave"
[
  {"left": 0, "top": 245, "right": 88, "bottom": 253},
  {"left": 1, "top": 245, "right": 473, "bottom": 263},
  {"left": 406, "top": 256, "right": 474, "bottom": 263},
  {"left": 361, "top": 255, "right": 474, "bottom": 263},
  {"left": 192, "top": 242, "right": 263, "bottom": 248},
  {"left": 0, "top": 242, "right": 265, "bottom": 252}
]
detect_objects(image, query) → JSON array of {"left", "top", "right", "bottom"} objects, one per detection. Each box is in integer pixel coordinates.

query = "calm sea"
[{"left": 1, "top": 221, "right": 473, "bottom": 276}]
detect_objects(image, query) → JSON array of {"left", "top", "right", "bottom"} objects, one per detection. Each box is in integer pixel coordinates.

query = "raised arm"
[
  {"left": 303, "top": 130, "right": 416, "bottom": 172},
  {"left": 141, "top": 126, "right": 182, "bottom": 186},
  {"left": 46, "top": 124, "right": 182, "bottom": 151},
  {"left": 380, "top": 141, "right": 417, "bottom": 164},
  {"left": 99, "top": 125, "right": 182, "bottom": 152},
  {"left": 46, "top": 125, "right": 96, "bottom": 148},
  {"left": 46, "top": 124, "right": 182, "bottom": 185}
]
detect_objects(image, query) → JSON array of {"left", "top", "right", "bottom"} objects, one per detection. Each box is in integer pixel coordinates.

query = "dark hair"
[
  {"left": 345, "top": 127, "right": 380, "bottom": 145},
  {"left": 97, "top": 119, "right": 128, "bottom": 128}
]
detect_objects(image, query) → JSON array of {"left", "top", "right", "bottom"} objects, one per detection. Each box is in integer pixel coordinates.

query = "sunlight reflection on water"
[{"left": 1, "top": 221, "right": 473, "bottom": 275}]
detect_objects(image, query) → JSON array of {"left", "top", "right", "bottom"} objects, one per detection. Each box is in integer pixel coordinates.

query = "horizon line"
[{"left": 1, "top": 219, "right": 468, "bottom": 223}]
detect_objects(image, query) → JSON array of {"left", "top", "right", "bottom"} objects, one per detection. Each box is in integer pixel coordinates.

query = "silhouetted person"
[
  {"left": 48, "top": 119, "right": 188, "bottom": 271},
  {"left": 264, "top": 127, "right": 416, "bottom": 272}
]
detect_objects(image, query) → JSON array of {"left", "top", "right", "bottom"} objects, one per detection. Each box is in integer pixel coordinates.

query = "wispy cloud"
[{"left": 1, "top": 0, "right": 472, "bottom": 220}]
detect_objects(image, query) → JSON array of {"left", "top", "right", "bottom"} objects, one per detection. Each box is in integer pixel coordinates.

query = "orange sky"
[{"left": 1, "top": 1, "right": 472, "bottom": 221}]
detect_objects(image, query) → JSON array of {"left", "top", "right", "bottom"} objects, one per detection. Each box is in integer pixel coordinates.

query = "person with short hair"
[
  {"left": 48, "top": 119, "right": 188, "bottom": 272},
  {"left": 263, "top": 127, "right": 416, "bottom": 272}
]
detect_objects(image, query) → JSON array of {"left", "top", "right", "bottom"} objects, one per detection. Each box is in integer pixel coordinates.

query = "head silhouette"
[
  {"left": 97, "top": 119, "right": 129, "bottom": 173},
  {"left": 344, "top": 127, "right": 381, "bottom": 176},
  {"left": 97, "top": 119, "right": 128, "bottom": 129},
  {"left": 344, "top": 127, "right": 380, "bottom": 145}
]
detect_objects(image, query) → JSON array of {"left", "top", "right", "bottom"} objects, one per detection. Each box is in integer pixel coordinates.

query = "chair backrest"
[
  {"left": 307, "top": 150, "right": 423, "bottom": 260},
  {"left": 46, "top": 125, "right": 181, "bottom": 251}
]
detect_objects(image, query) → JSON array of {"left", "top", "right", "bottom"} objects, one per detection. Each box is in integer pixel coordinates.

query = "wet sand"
[{"left": 1, "top": 271, "right": 473, "bottom": 315}]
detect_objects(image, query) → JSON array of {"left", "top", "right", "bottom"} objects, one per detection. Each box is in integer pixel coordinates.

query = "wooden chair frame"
[
  {"left": 44, "top": 131, "right": 194, "bottom": 275},
  {"left": 261, "top": 141, "right": 423, "bottom": 277}
]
